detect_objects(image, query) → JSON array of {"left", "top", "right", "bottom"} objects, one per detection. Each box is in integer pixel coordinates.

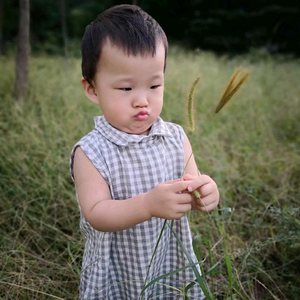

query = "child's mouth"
[{"left": 135, "top": 111, "right": 149, "bottom": 121}]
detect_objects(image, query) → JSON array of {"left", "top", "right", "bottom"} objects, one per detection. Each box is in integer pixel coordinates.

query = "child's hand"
[
  {"left": 144, "top": 180, "right": 193, "bottom": 220},
  {"left": 182, "top": 174, "right": 219, "bottom": 212}
]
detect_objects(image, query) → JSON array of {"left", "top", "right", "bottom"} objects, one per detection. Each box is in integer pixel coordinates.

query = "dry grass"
[{"left": 0, "top": 48, "right": 300, "bottom": 299}]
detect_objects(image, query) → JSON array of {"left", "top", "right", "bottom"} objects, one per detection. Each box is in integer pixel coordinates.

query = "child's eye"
[
  {"left": 150, "top": 85, "right": 160, "bottom": 89},
  {"left": 119, "top": 87, "right": 132, "bottom": 91}
]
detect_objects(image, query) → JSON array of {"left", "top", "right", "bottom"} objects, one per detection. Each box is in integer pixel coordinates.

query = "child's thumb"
[{"left": 182, "top": 173, "right": 194, "bottom": 181}]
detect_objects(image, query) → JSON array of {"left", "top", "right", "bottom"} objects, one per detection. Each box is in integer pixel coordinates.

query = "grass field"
[{"left": 0, "top": 48, "right": 300, "bottom": 299}]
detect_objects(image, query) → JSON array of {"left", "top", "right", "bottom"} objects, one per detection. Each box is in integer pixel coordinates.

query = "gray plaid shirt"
[{"left": 70, "top": 116, "right": 204, "bottom": 300}]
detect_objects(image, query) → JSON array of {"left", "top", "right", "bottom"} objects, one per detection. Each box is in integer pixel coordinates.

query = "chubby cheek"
[
  {"left": 98, "top": 91, "right": 120, "bottom": 110},
  {"left": 152, "top": 94, "right": 163, "bottom": 114},
  {"left": 155, "top": 102, "right": 163, "bottom": 117},
  {"left": 155, "top": 105, "right": 163, "bottom": 118}
]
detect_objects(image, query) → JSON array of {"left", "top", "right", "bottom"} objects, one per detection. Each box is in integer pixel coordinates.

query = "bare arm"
[
  {"left": 183, "top": 132, "right": 200, "bottom": 177},
  {"left": 73, "top": 147, "right": 193, "bottom": 232}
]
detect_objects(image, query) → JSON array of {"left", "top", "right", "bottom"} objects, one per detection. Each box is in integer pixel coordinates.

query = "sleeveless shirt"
[{"left": 70, "top": 116, "right": 205, "bottom": 300}]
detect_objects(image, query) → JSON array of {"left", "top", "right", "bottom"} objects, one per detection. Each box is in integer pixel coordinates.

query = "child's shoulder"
[
  {"left": 69, "top": 128, "right": 107, "bottom": 182},
  {"left": 161, "top": 119, "right": 185, "bottom": 141},
  {"left": 72, "top": 127, "right": 105, "bottom": 158}
]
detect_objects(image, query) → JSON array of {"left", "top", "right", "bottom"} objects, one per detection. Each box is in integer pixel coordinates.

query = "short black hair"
[{"left": 81, "top": 4, "right": 168, "bottom": 85}]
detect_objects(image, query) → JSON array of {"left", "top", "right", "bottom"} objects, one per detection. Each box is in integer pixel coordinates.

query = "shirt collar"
[{"left": 94, "top": 116, "right": 172, "bottom": 146}]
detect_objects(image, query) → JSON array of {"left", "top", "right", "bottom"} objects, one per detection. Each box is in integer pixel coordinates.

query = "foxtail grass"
[
  {"left": 186, "top": 77, "right": 200, "bottom": 131},
  {"left": 215, "top": 68, "right": 249, "bottom": 113}
]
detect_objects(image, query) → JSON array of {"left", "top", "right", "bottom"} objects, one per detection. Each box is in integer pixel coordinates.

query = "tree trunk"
[
  {"left": 60, "top": 0, "right": 68, "bottom": 60},
  {"left": 0, "top": 0, "right": 4, "bottom": 55},
  {"left": 14, "top": 0, "right": 30, "bottom": 102}
]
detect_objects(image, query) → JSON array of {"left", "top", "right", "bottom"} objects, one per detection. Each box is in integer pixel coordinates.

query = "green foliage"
[
  {"left": 2, "top": 0, "right": 300, "bottom": 55},
  {"left": 0, "top": 49, "right": 300, "bottom": 299}
]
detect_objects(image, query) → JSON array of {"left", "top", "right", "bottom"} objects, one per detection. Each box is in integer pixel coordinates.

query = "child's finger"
[
  {"left": 182, "top": 173, "right": 195, "bottom": 181},
  {"left": 187, "top": 175, "right": 214, "bottom": 193},
  {"left": 175, "top": 192, "right": 193, "bottom": 204},
  {"left": 197, "top": 202, "right": 218, "bottom": 212},
  {"left": 164, "top": 179, "right": 181, "bottom": 184},
  {"left": 170, "top": 180, "right": 191, "bottom": 193},
  {"left": 195, "top": 193, "right": 216, "bottom": 207},
  {"left": 199, "top": 183, "right": 216, "bottom": 197}
]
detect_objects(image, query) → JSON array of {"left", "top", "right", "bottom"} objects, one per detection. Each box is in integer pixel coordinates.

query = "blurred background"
[
  {"left": 0, "top": 1, "right": 300, "bottom": 300},
  {"left": 1, "top": 0, "right": 300, "bottom": 56}
]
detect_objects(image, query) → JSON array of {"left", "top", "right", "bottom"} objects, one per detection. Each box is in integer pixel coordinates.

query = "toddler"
[{"left": 70, "top": 4, "right": 219, "bottom": 300}]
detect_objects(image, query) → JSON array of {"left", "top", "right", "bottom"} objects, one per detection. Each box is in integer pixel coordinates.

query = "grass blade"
[
  {"left": 167, "top": 223, "right": 213, "bottom": 300},
  {"left": 143, "top": 220, "right": 167, "bottom": 286},
  {"left": 184, "top": 261, "right": 221, "bottom": 292},
  {"left": 215, "top": 207, "right": 232, "bottom": 220},
  {"left": 139, "top": 262, "right": 201, "bottom": 299},
  {"left": 225, "top": 254, "right": 233, "bottom": 288},
  {"left": 192, "top": 235, "right": 202, "bottom": 263}
]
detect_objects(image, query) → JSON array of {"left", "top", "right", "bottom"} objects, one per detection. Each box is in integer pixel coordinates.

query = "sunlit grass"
[{"left": 0, "top": 48, "right": 300, "bottom": 299}]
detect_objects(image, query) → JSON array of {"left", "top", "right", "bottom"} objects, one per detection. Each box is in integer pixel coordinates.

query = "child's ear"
[{"left": 81, "top": 77, "right": 99, "bottom": 105}]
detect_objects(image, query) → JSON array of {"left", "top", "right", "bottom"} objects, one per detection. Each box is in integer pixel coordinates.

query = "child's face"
[{"left": 83, "top": 40, "right": 165, "bottom": 135}]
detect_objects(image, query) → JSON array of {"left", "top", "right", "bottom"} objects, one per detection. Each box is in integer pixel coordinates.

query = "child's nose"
[{"left": 133, "top": 93, "right": 148, "bottom": 107}]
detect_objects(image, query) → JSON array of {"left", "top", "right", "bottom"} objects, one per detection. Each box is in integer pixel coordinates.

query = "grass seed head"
[
  {"left": 215, "top": 68, "right": 249, "bottom": 113},
  {"left": 187, "top": 76, "right": 200, "bottom": 132}
]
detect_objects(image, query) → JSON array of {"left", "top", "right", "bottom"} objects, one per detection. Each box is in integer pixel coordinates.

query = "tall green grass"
[{"left": 0, "top": 48, "right": 300, "bottom": 299}]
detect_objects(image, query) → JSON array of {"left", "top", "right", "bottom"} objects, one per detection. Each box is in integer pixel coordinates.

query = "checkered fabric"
[{"left": 70, "top": 116, "right": 205, "bottom": 300}]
